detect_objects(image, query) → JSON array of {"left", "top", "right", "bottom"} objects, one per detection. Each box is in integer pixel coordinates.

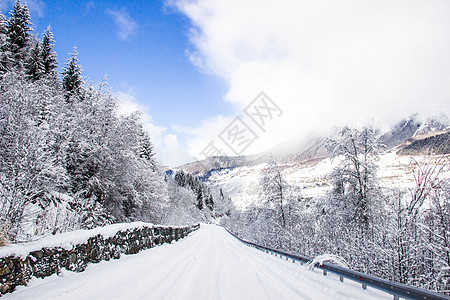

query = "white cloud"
[
  {"left": 115, "top": 90, "right": 192, "bottom": 167},
  {"left": 106, "top": 8, "right": 137, "bottom": 41},
  {"left": 172, "top": 0, "right": 450, "bottom": 157},
  {"left": 185, "top": 114, "right": 235, "bottom": 159},
  {"left": 26, "top": 0, "right": 44, "bottom": 17},
  {"left": 85, "top": 1, "right": 95, "bottom": 15},
  {"left": 0, "top": 0, "right": 44, "bottom": 17},
  {"left": 0, "top": 0, "right": 8, "bottom": 11},
  {"left": 162, "top": 134, "right": 194, "bottom": 167}
]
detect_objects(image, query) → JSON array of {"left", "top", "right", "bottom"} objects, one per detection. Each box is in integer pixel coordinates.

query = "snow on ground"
[
  {"left": 208, "top": 164, "right": 267, "bottom": 210},
  {"left": 4, "top": 224, "right": 390, "bottom": 300},
  {"left": 208, "top": 153, "right": 450, "bottom": 210}
]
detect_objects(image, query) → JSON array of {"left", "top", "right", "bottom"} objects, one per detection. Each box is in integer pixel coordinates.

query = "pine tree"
[
  {"left": 0, "top": 13, "right": 8, "bottom": 73},
  {"left": 138, "top": 130, "right": 155, "bottom": 162},
  {"left": 6, "top": 0, "right": 33, "bottom": 67},
  {"left": 41, "top": 25, "right": 57, "bottom": 75},
  {"left": 196, "top": 189, "right": 204, "bottom": 210},
  {"left": 0, "top": 13, "right": 6, "bottom": 47},
  {"left": 206, "top": 195, "right": 214, "bottom": 210},
  {"left": 62, "top": 47, "right": 83, "bottom": 102},
  {"left": 25, "top": 40, "right": 44, "bottom": 81}
]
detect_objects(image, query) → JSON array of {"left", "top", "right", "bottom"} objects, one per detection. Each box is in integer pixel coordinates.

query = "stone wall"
[{"left": 0, "top": 223, "right": 200, "bottom": 295}]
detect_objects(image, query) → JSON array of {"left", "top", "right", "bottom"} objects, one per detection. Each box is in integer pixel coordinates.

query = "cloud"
[
  {"left": 26, "top": 0, "right": 44, "bottom": 17},
  {"left": 162, "top": 134, "right": 194, "bottom": 167},
  {"left": 0, "top": 0, "right": 7, "bottom": 11},
  {"left": 85, "top": 1, "right": 95, "bottom": 15},
  {"left": 172, "top": 0, "right": 450, "bottom": 157},
  {"left": 0, "top": 0, "right": 44, "bottom": 17},
  {"left": 105, "top": 8, "right": 137, "bottom": 41},
  {"left": 116, "top": 90, "right": 193, "bottom": 167}
]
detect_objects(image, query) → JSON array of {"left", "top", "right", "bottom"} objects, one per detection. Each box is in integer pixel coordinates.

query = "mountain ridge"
[{"left": 177, "top": 115, "right": 449, "bottom": 176}]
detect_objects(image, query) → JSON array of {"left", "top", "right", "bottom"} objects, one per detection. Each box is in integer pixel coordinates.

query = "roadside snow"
[
  {"left": 306, "top": 254, "right": 349, "bottom": 270},
  {"left": 0, "top": 222, "right": 169, "bottom": 258}
]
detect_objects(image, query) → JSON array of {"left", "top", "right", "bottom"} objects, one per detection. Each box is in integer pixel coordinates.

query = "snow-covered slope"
[
  {"left": 203, "top": 152, "right": 450, "bottom": 210},
  {"left": 176, "top": 115, "right": 449, "bottom": 210},
  {"left": 4, "top": 224, "right": 389, "bottom": 300}
]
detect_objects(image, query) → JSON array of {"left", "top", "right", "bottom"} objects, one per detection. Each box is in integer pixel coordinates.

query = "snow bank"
[
  {"left": 0, "top": 222, "right": 157, "bottom": 258},
  {"left": 306, "top": 254, "right": 349, "bottom": 270}
]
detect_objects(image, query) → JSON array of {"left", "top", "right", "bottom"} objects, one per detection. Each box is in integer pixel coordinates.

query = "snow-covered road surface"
[{"left": 4, "top": 224, "right": 389, "bottom": 299}]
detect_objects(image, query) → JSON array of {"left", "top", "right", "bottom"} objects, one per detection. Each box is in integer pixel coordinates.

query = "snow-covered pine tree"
[
  {"left": 0, "top": 13, "right": 8, "bottom": 74},
  {"left": 205, "top": 194, "right": 214, "bottom": 211},
  {"left": 138, "top": 129, "right": 155, "bottom": 163},
  {"left": 0, "top": 13, "right": 6, "bottom": 47},
  {"left": 5, "top": 0, "right": 33, "bottom": 68},
  {"left": 62, "top": 47, "right": 83, "bottom": 102},
  {"left": 25, "top": 40, "right": 44, "bottom": 81},
  {"left": 41, "top": 25, "right": 57, "bottom": 75},
  {"left": 197, "top": 189, "right": 204, "bottom": 210}
]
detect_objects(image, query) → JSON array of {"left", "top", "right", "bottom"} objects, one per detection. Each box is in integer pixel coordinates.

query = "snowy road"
[{"left": 5, "top": 224, "right": 389, "bottom": 299}]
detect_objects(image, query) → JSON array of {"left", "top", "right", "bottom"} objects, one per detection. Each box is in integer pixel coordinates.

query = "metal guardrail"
[{"left": 222, "top": 226, "right": 450, "bottom": 300}]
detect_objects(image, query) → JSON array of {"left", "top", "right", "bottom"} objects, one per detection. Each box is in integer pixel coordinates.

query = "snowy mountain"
[
  {"left": 379, "top": 116, "right": 421, "bottom": 149},
  {"left": 177, "top": 115, "right": 450, "bottom": 209},
  {"left": 180, "top": 156, "right": 250, "bottom": 176},
  {"left": 180, "top": 115, "right": 449, "bottom": 174}
]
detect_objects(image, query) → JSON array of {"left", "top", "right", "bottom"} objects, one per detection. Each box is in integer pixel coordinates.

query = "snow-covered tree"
[
  {"left": 0, "top": 13, "right": 8, "bottom": 74},
  {"left": 163, "top": 177, "right": 202, "bottom": 226},
  {"left": 25, "top": 40, "right": 44, "bottom": 81},
  {"left": 5, "top": 0, "right": 32, "bottom": 68},
  {"left": 0, "top": 3, "right": 190, "bottom": 242},
  {"left": 260, "top": 155, "right": 288, "bottom": 228},
  {"left": 425, "top": 179, "right": 450, "bottom": 292},
  {"left": 137, "top": 128, "right": 155, "bottom": 167},
  {"left": 0, "top": 72, "right": 66, "bottom": 241},
  {"left": 326, "top": 126, "right": 383, "bottom": 230},
  {"left": 41, "top": 25, "right": 57, "bottom": 75},
  {"left": 0, "top": 13, "right": 6, "bottom": 47},
  {"left": 62, "top": 47, "right": 83, "bottom": 102}
]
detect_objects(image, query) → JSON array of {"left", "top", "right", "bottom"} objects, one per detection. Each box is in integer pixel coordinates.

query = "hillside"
[{"left": 397, "top": 131, "right": 450, "bottom": 155}]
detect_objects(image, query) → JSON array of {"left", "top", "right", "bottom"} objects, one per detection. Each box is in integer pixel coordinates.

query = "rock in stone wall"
[{"left": 0, "top": 223, "right": 200, "bottom": 295}]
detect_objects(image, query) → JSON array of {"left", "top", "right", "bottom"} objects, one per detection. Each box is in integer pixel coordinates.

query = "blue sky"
[
  {"left": 1, "top": 0, "right": 231, "bottom": 165},
  {"left": 24, "top": 0, "right": 230, "bottom": 125},
  {"left": 2, "top": 0, "right": 450, "bottom": 167}
]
